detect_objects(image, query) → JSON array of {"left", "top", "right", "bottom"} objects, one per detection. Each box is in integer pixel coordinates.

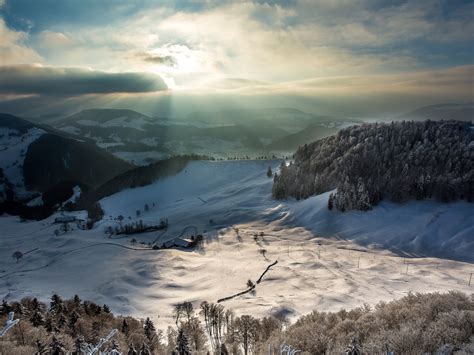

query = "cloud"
[
  {"left": 0, "top": 64, "right": 168, "bottom": 95},
  {"left": 0, "top": 18, "right": 42, "bottom": 65},
  {"left": 138, "top": 52, "right": 177, "bottom": 66}
]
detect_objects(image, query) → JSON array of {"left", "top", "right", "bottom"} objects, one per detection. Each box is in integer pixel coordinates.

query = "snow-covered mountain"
[
  {"left": 48, "top": 108, "right": 355, "bottom": 164},
  {"left": 0, "top": 113, "right": 132, "bottom": 217}
]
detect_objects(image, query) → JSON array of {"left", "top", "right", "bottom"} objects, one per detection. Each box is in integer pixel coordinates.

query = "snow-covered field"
[{"left": 1, "top": 160, "right": 473, "bottom": 330}]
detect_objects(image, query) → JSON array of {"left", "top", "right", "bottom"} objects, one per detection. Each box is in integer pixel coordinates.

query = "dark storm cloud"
[
  {"left": 138, "top": 52, "right": 177, "bottom": 66},
  {"left": 0, "top": 64, "right": 168, "bottom": 95}
]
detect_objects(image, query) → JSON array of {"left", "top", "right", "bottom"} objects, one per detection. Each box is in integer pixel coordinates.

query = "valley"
[{"left": 1, "top": 159, "right": 472, "bottom": 331}]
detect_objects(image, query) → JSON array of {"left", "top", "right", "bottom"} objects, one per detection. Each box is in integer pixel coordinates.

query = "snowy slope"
[
  {"left": 0, "top": 126, "right": 45, "bottom": 201},
  {"left": 1, "top": 160, "right": 473, "bottom": 331}
]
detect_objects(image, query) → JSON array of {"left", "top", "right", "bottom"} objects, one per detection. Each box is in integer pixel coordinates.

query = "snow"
[
  {"left": 0, "top": 127, "right": 45, "bottom": 200},
  {"left": 26, "top": 194, "right": 43, "bottom": 207},
  {"left": 1, "top": 160, "right": 473, "bottom": 331},
  {"left": 63, "top": 185, "right": 81, "bottom": 205},
  {"left": 74, "top": 116, "right": 155, "bottom": 131}
]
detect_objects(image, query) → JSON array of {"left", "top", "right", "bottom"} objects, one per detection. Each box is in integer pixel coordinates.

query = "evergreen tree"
[
  {"left": 49, "top": 335, "right": 66, "bottom": 355},
  {"left": 176, "top": 329, "right": 191, "bottom": 355},
  {"left": 50, "top": 294, "right": 63, "bottom": 315},
  {"left": 30, "top": 310, "right": 45, "bottom": 327},
  {"left": 328, "top": 193, "right": 334, "bottom": 210},
  {"left": 68, "top": 310, "right": 80, "bottom": 333},
  {"left": 144, "top": 317, "right": 156, "bottom": 343},
  {"left": 0, "top": 300, "right": 10, "bottom": 315},
  {"left": 121, "top": 318, "right": 130, "bottom": 335},
  {"left": 266, "top": 166, "right": 273, "bottom": 178},
  {"left": 72, "top": 336, "right": 85, "bottom": 355}
]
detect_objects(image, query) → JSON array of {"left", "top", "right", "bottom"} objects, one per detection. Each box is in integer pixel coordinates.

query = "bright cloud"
[{"left": 0, "top": 0, "right": 472, "bottom": 115}]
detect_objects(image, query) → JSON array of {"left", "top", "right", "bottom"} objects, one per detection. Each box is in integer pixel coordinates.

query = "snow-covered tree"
[{"left": 175, "top": 329, "right": 191, "bottom": 355}]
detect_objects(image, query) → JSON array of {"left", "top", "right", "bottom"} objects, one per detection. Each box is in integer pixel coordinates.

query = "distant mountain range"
[
  {"left": 396, "top": 103, "right": 474, "bottom": 122},
  {"left": 42, "top": 108, "right": 353, "bottom": 163}
]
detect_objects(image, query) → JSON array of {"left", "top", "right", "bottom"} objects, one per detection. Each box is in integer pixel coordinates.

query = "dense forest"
[
  {"left": 0, "top": 292, "right": 472, "bottom": 354},
  {"left": 273, "top": 120, "right": 473, "bottom": 211}
]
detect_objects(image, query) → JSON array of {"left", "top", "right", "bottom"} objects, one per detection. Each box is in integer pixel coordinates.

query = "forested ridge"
[{"left": 273, "top": 120, "right": 473, "bottom": 211}]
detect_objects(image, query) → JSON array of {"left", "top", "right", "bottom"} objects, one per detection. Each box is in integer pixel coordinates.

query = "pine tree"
[
  {"left": 72, "top": 294, "right": 81, "bottom": 309},
  {"left": 57, "top": 313, "right": 66, "bottom": 328},
  {"left": 103, "top": 304, "right": 111, "bottom": 313},
  {"left": 49, "top": 335, "right": 66, "bottom": 355},
  {"left": 68, "top": 310, "right": 80, "bottom": 333},
  {"left": 0, "top": 300, "right": 10, "bottom": 315},
  {"left": 72, "top": 336, "right": 85, "bottom": 355},
  {"left": 44, "top": 316, "right": 55, "bottom": 333},
  {"left": 266, "top": 166, "right": 273, "bottom": 178},
  {"left": 144, "top": 317, "right": 156, "bottom": 342},
  {"left": 50, "top": 294, "right": 63, "bottom": 315},
  {"left": 30, "top": 310, "right": 45, "bottom": 327},
  {"left": 176, "top": 329, "right": 191, "bottom": 355},
  {"left": 121, "top": 319, "right": 130, "bottom": 335},
  {"left": 328, "top": 193, "right": 334, "bottom": 210}
]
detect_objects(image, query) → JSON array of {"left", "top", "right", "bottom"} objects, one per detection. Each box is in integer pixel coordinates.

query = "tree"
[
  {"left": 68, "top": 310, "right": 80, "bottom": 333},
  {"left": 144, "top": 317, "right": 160, "bottom": 351},
  {"left": 109, "top": 340, "right": 121, "bottom": 355},
  {"left": 35, "top": 339, "right": 47, "bottom": 355},
  {"left": 139, "top": 342, "right": 151, "bottom": 355},
  {"left": 346, "top": 337, "right": 362, "bottom": 355},
  {"left": 30, "top": 310, "right": 44, "bottom": 327},
  {"left": 50, "top": 294, "right": 63, "bottom": 315},
  {"left": 234, "top": 315, "right": 259, "bottom": 355},
  {"left": 103, "top": 304, "right": 111, "bottom": 313},
  {"left": 12, "top": 251, "right": 23, "bottom": 263},
  {"left": 175, "top": 329, "right": 191, "bottom": 355},
  {"left": 49, "top": 335, "right": 66, "bottom": 355},
  {"left": 72, "top": 336, "right": 85, "bottom": 355},
  {"left": 328, "top": 193, "right": 334, "bottom": 210},
  {"left": 267, "top": 166, "right": 273, "bottom": 178},
  {"left": 121, "top": 318, "right": 130, "bottom": 336},
  {"left": 127, "top": 343, "right": 138, "bottom": 355}
]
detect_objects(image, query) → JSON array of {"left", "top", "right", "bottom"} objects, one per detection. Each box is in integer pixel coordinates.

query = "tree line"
[
  {"left": 1, "top": 291, "right": 473, "bottom": 354},
  {"left": 273, "top": 120, "right": 473, "bottom": 211}
]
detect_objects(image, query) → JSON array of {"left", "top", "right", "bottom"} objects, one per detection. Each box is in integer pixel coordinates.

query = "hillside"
[
  {"left": 50, "top": 109, "right": 291, "bottom": 163},
  {"left": 1, "top": 159, "right": 473, "bottom": 339},
  {"left": 273, "top": 120, "right": 473, "bottom": 211},
  {"left": 267, "top": 122, "right": 339, "bottom": 152},
  {"left": 397, "top": 103, "right": 474, "bottom": 122},
  {"left": 0, "top": 113, "right": 132, "bottom": 217}
]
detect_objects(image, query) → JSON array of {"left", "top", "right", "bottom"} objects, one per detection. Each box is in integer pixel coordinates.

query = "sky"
[{"left": 0, "top": 0, "right": 473, "bottom": 118}]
